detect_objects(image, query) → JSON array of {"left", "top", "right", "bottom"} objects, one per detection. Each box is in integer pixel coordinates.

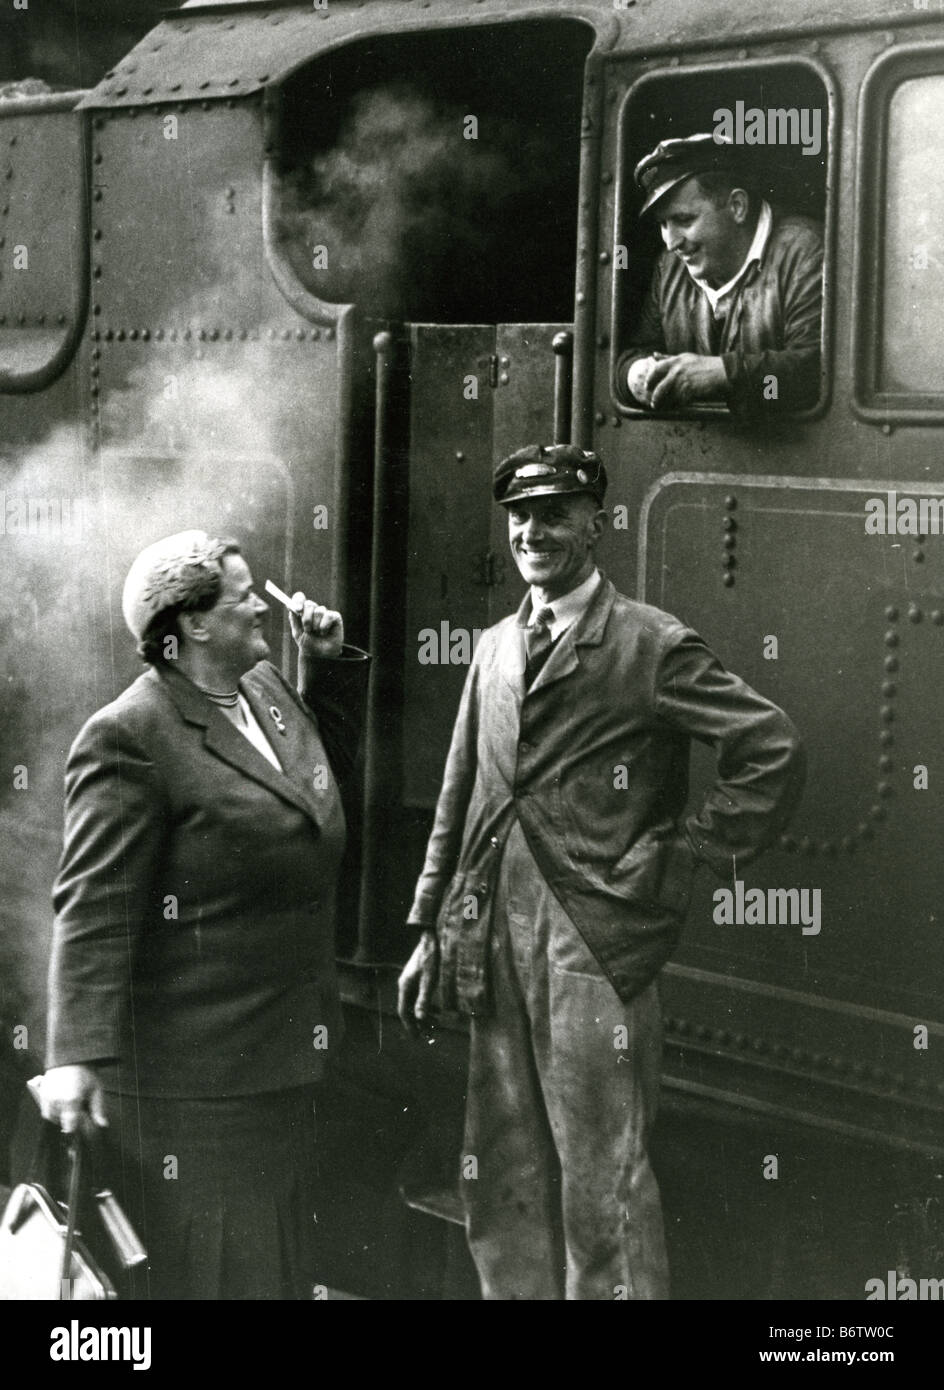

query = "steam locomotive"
[{"left": 2, "top": 0, "right": 943, "bottom": 1299}]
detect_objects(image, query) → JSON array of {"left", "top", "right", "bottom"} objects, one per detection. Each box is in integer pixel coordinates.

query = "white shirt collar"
[
  {"left": 530, "top": 568, "right": 602, "bottom": 641},
  {"left": 233, "top": 692, "right": 283, "bottom": 772},
  {"left": 687, "top": 200, "right": 773, "bottom": 314}
]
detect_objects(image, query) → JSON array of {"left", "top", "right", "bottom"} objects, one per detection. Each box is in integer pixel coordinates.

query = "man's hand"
[
  {"left": 38, "top": 1065, "right": 108, "bottom": 1135},
  {"left": 626, "top": 353, "right": 667, "bottom": 407},
  {"left": 646, "top": 353, "right": 728, "bottom": 409},
  {"left": 289, "top": 594, "right": 344, "bottom": 661},
  {"left": 397, "top": 930, "right": 440, "bottom": 1038}
]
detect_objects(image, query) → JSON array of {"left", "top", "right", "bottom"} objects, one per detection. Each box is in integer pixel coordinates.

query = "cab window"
[
  {"left": 856, "top": 62, "right": 944, "bottom": 418},
  {"left": 612, "top": 61, "right": 830, "bottom": 421}
]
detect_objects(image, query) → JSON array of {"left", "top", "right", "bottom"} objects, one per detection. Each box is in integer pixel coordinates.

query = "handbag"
[{"left": 0, "top": 1103, "right": 147, "bottom": 1300}]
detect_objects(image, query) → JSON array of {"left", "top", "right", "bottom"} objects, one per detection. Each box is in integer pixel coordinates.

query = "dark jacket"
[
  {"left": 408, "top": 578, "right": 804, "bottom": 1014},
  {"left": 616, "top": 210, "right": 823, "bottom": 413},
  {"left": 46, "top": 650, "right": 368, "bottom": 1097}
]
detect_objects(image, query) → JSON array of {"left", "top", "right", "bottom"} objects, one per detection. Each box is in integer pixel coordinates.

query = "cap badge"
[{"left": 515, "top": 463, "right": 556, "bottom": 480}]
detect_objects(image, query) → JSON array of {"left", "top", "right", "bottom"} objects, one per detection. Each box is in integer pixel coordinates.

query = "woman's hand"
[
  {"left": 288, "top": 594, "right": 345, "bottom": 661},
  {"left": 38, "top": 1064, "right": 108, "bottom": 1134}
]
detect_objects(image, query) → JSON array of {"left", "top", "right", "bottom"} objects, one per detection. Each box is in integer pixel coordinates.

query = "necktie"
[{"left": 524, "top": 606, "right": 556, "bottom": 687}]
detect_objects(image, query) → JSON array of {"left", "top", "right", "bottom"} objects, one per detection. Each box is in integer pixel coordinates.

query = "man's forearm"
[
  {"left": 683, "top": 727, "right": 806, "bottom": 877},
  {"left": 722, "top": 345, "right": 821, "bottom": 413},
  {"left": 656, "top": 631, "right": 807, "bottom": 876}
]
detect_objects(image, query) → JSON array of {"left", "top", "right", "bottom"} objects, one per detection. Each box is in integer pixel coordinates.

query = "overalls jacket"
[
  {"left": 616, "top": 211, "right": 823, "bottom": 413},
  {"left": 408, "top": 579, "right": 804, "bottom": 1014}
]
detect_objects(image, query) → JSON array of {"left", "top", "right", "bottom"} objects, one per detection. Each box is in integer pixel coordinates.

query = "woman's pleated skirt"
[{"left": 102, "top": 1087, "right": 319, "bottom": 1300}]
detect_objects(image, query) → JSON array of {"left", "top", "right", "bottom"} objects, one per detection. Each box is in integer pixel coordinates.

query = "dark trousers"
[{"left": 463, "top": 819, "right": 669, "bottom": 1300}]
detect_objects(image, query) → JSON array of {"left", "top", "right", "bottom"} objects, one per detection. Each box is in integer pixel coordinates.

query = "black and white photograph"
[{"left": 0, "top": 0, "right": 940, "bottom": 1350}]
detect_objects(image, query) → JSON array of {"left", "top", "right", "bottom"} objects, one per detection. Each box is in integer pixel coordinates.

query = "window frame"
[
  {"left": 609, "top": 52, "right": 838, "bottom": 424},
  {"left": 853, "top": 43, "right": 944, "bottom": 424}
]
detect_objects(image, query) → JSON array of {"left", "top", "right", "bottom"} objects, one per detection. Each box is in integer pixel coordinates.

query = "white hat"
[{"left": 121, "top": 530, "right": 232, "bottom": 641}]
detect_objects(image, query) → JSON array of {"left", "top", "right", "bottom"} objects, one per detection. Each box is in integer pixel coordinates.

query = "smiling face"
[
  {"left": 506, "top": 492, "right": 606, "bottom": 601},
  {"left": 656, "top": 175, "right": 750, "bottom": 289},
  {"left": 192, "top": 553, "right": 270, "bottom": 676}
]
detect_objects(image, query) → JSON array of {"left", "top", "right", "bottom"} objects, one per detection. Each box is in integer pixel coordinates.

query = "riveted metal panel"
[
  {"left": 0, "top": 105, "right": 88, "bottom": 391},
  {"left": 84, "top": 95, "right": 353, "bottom": 616},
  {"left": 402, "top": 324, "right": 495, "bottom": 807},
  {"left": 77, "top": 4, "right": 537, "bottom": 111},
  {"left": 94, "top": 333, "right": 339, "bottom": 451},
  {"left": 79, "top": 1, "right": 619, "bottom": 112},
  {"left": 0, "top": 367, "right": 87, "bottom": 450},
  {"left": 79, "top": 11, "right": 336, "bottom": 110},
  {"left": 88, "top": 103, "right": 269, "bottom": 334},
  {"left": 641, "top": 474, "right": 944, "bottom": 1150}
]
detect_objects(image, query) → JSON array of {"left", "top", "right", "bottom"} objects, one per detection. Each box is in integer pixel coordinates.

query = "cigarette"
[{"left": 265, "top": 578, "right": 302, "bottom": 613}]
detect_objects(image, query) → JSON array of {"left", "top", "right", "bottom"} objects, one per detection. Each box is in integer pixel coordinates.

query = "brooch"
[{"left": 268, "top": 704, "right": 287, "bottom": 735}]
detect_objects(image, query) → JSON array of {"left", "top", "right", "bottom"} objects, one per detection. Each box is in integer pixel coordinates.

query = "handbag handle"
[
  {"left": 23, "top": 1083, "right": 146, "bottom": 1290},
  {"left": 58, "top": 1135, "right": 83, "bottom": 1297}
]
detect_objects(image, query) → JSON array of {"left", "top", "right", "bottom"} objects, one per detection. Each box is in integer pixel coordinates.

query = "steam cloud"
[
  {"left": 279, "top": 84, "right": 567, "bottom": 322},
  {"left": 0, "top": 328, "right": 309, "bottom": 1075}
]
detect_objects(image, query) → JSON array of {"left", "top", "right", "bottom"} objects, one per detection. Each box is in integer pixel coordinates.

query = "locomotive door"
[{"left": 401, "top": 320, "right": 571, "bottom": 810}]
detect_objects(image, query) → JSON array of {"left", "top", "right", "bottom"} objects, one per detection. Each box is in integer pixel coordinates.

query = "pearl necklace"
[{"left": 192, "top": 680, "right": 240, "bottom": 708}]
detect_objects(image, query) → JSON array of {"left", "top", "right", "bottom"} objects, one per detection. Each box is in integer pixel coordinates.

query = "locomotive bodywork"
[{"left": 2, "top": 0, "right": 943, "bottom": 1298}]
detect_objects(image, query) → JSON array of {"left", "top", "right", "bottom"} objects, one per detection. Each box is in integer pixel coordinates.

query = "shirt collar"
[
  {"left": 530, "top": 568, "right": 602, "bottom": 641},
  {"left": 687, "top": 199, "right": 773, "bottom": 313}
]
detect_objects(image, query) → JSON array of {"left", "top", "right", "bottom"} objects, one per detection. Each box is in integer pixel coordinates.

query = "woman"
[{"left": 39, "top": 530, "right": 368, "bottom": 1299}]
